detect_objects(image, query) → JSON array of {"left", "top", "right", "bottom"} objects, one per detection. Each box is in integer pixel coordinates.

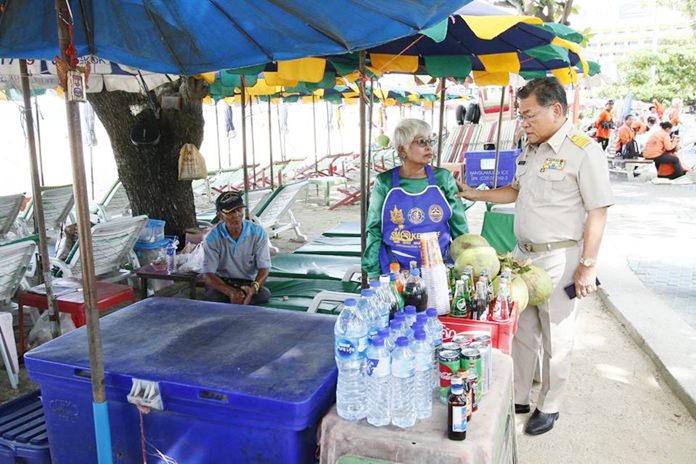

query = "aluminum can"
[
  {"left": 438, "top": 349, "right": 460, "bottom": 404},
  {"left": 460, "top": 348, "right": 482, "bottom": 399}
]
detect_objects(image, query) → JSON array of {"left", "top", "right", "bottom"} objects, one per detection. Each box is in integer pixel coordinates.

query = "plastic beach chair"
[
  {"left": 16, "top": 185, "right": 75, "bottom": 240},
  {"left": 270, "top": 253, "right": 361, "bottom": 281},
  {"left": 196, "top": 188, "right": 273, "bottom": 226},
  {"left": 252, "top": 181, "right": 308, "bottom": 252},
  {"left": 0, "top": 194, "right": 25, "bottom": 240},
  {"left": 322, "top": 222, "right": 361, "bottom": 238},
  {"left": 0, "top": 241, "right": 36, "bottom": 388},
  {"left": 51, "top": 215, "right": 148, "bottom": 282},
  {"left": 293, "top": 236, "right": 361, "bottom": 256},
  {"left": 261, "top": 277, "right": 361, "bottom": 314},
  {"left": 93, "top": 180, "right": 131, "bottom": 222}
]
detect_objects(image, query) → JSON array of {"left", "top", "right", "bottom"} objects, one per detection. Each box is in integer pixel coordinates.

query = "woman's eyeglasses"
[{"left": 412, "top": 137, "right": 435, "bottom": 147}]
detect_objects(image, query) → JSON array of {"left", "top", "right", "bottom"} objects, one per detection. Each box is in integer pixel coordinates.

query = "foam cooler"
[{"left": 24, "top": 298, "right": 338, "bottom": 464}]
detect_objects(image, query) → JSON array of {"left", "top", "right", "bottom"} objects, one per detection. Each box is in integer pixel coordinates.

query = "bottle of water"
[
  {"left": 391, "top": 336, "right": 416, "bottom": 428},
  {"left": 425, "top": 308, "right": 443, "bottom": 388},
  {"left": 166, "top": 239, "right": 177, "bottom": 273},
  {"left": 378, "top": 328, "right": 394, "bottom": 352},
  {"left": 370, "top": 279, "right": 390, "bottom": 329},
  {"left": 373, "top": 278, "right": 393, "bottom": 327},
  {"left": 334, "top": 298, "right": 368, "bottom": 421},
  {"left": 404, "top": 305, "right": 417, "bottom": 329},
  {"left": 414, "top": 313, "right": 428, "bottom": 330},
  {"left": 366, "top": 336, "right": 391, "bottom": 427},
  {"left": 358, "top": 289, "right": 380, "bottom": 337},
  {"left": 388, "top": 320, "right": 403, "bottom": 351},
  {"left": 412, "top": 330, "right": 433, "bottom": 419},
  {"left": 410, "top": 321, "right": 425, "bottom": 341}
]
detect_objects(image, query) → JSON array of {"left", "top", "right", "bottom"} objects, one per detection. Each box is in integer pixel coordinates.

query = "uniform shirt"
[
  {"left": 615, "top": 124, "right": 635, "bottom": 152},
  {"left": 363, "top": 167, "right": 469, "bottom": 278},
  {"left": 667, "top": 108, "right": 681, "bottom": 126},
  {"left": 203, "top": 220, "right": 271, "bottom": 281},
  {"left": 595, "top": 110, "right": 613, "bottom": 139},
  {"left": 642, "top": 130, "right": 677, "bottom": 160},
  {"left": 511, "top": 119, "right": 614, "bottom": 244}
]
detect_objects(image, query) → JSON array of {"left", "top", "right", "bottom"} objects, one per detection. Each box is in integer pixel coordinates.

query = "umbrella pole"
[
  {"left": 275, "top": 102, "right": 285, "bottom": 162},
  {"left": 214, "top": 100, "right": 222, "bottom": 171},
  {"left": 312, "top": 95, "right": 318, "bottom": 173},
  {"left": 89, "top": 145, "right": 95, "bottom": 200},
  {"left": 241, "top": 79, "right": 250, "bottom": 218},
  {"left": 492, "top": 86, "right": 506, "bottom": 189},
  {"left": 19, "top": 60, "right": 59, "bottom": 339},
  {"left": 366, "top": 78, "right": 375, "bottom": 198},
  {"left": 55, "top": 2, "right": 113, "bottom": 461},
  {"left": 359, "top": 51, "right": 367, "bottom": 286},
  {"left": 249, "top": 97, "right": 257, "bottom": 188},
  {"left": 267, "top": 99, "right": 275, "bottom": 189},
  {"left": 325, "top": 101, "right": 332, "bottom": 156},
  {"left": 436, "top": 78, "right": 446, "bottom": 168},
  {"left": 34, "top": 97, "right": 45, "bottom": 186}
]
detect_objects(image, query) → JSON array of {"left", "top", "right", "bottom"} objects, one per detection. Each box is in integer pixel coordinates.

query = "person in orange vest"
[
  {"left": 594, "top": 100, "right": 614, "bottom": 150},
  {"left": 615, "top": 114, "right": 638, "bottom": 158},
  {"left": 643, "top": 122, "right": 688, "bottom": 179},
  {"left": 665, "top": 98, "right": 682, "bottom": 135}
]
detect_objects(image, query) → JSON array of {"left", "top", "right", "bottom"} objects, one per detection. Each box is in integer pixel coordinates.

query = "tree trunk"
[{"left": 88, "top": 77, "right": 207, "bottom": 241}]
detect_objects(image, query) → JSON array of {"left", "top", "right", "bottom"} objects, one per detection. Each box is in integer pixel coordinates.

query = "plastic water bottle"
[
  {"left": 366, "top": 336, "right": 391, "bottom": 427},
  {"left": 404, "top": 305, "right": 417, "bottom": 329},
  {"left": 410, "top": 322, "right": 425, "bottom": 341},
  {"left": 414, "top": 313, "right": 428, "bottom": 330},
  {"left": 166, "top": 239, "right": 177, "bottom": 273},
  {"left": 358, "top": 289, "right": 380, "bottom": 336},
  {"left": 425, "top": 308, "right": 443, "bottom": 388},
  {"left": 334, "top": 298, "right": 368, "bottom": 421},
  {"left": 388, "top": 320, "right": 403, "bottom": 351},
  {"left": 378, "top": 328, "right": 394, "bottom": 352},
  {"left": 391, "top": 336, "right": 416, "bottom": 428},
  {"left": 412, "top": 330, "right": 433, "bottom": 419},
  {"left": 403, "top": 268, "right": 428, "bottom": 311},
  {"left": 372, "top": 278, "right": 392, "bottom": 328}
]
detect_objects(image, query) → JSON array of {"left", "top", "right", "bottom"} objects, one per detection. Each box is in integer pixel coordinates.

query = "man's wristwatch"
[{"left": 579, "top": 257, "right": 596, "bottom": 267}]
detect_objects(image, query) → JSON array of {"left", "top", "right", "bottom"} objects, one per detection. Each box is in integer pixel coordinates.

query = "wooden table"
[
  {"left": 17, "top": 278, "right": 136, "bottom": 357},
  {"left": 135, "top": 264, "right": 201, "bottom": 300},
  {"left": 320, "top": 350, "right": 517, "bottom": 464}
]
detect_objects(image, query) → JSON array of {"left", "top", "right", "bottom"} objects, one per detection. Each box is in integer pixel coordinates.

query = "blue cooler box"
[
  {"left": 25, "top": 298, "right": 338, "bottom": 464},
  {"left": 465, "top": 149, "right": 521, "bottom": 187}
]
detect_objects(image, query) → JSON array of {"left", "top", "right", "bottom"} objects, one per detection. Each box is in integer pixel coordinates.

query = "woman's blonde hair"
[{"left": 393, "top": 119, "right": 431, "bottom": 156}]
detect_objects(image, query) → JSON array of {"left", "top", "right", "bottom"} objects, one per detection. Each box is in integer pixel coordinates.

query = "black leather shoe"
[
  {"left": 524, "top": 409, "right": 560, "bottom": 435},
  {"left": 514, "top": 403, "right": 531, "bottom": 414}
]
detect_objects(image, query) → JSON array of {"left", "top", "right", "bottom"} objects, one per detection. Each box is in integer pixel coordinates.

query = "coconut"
[
  {"left": 493, "top": 275, "right": 529, "bottom": 313},
  {"left": 375, "top": 133, "right": 390, "bottom": 148},
  {"left": 519, "top": 265, "right": 553, "bottom": 306},
  {"left": 450, "top": 234, "right": 490, "bottom": 260},
  {"left": 454, "top": 245, "right": 500, "bottom": 279}
]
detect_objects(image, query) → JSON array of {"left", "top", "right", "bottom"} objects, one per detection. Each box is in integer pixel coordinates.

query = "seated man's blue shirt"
[{"left": 203, "top": 221, "right": 271, "bottom": 281}]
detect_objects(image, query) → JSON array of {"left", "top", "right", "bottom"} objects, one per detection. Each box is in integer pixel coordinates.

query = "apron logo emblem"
[
  {"left": 390, "top": 205, "right": 404, "bottom": 226},
  {"left": 408, "top": 207, "right": 425, "bottom": 225},
  {"left": 428, "top": 204, "right": 444, "bottom": 223}
]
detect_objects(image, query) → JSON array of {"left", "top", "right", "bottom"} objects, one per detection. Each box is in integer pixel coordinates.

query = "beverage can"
[
  {"left": 452, "top": 334, "right": 471, "bottom": 350},
  {"left": 469, "top": 342, "right": 490, "bottom": 395},
  {"left": 438, "top": 349, "right": 460, "bottom": 404},
  {"left": 460, "top": 348, "right": 482, "bottom": 400},
  {"left": 474, "top": 335, "right": 493, "bottom": 393},
  {"left": 440, "top": 342, "right": 461, "bottom": 355}
]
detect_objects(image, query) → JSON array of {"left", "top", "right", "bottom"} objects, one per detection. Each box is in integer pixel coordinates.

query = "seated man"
[{"left": 202, "top": 192, "right": 271, "bottom": 305}]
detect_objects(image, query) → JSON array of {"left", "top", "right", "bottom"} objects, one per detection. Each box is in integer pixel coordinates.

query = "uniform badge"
[
  {"left": 540, "top": 158, "right": 566, "bottom": 172},
  {"left": 408, "top": 207, "right": 425, "bottom": 225},
  {"left": 390, "top": 205, "right": 404, "bottom": 227},
  {"left": 428, "top": 204, "right": 444, "bottom": 223}
]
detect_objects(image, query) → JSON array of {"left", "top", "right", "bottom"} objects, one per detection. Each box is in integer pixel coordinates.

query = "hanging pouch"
[{"left": 178, "top": 143, "right": 207, "bottom": 180}]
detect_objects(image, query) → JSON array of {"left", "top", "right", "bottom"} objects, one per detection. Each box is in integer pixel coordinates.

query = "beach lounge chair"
[
  {"left": 252, "top": 180, "right": 308, "bottom": 253},
  {"left": 293, "top": 236, "right": 361, "bottom": 257},
  {"left": 270, "top": 253, "right": 361, "bottom": 281},
  {"left": 16, "top": 185, "right": 75, "bottom": 240},
  {"left": 93, "top": 181, "right": 131, "bottom": 222},
  {"left": 0, "top": 241, "right": 36, "bottom": 389},
  {"left": 50, "top": 215, "right": 148, "bottom": 283},
  {"left": 322, "top": 222, "right": 361, "bottom": 238},
  {"left": 0, "top": 194, "right": 25, "bottom": 241},
  {"left": 196, "top": 188, "right": 273, "bottom": 226},
  {"left": 260, "top": 277, "right": 360, "bottom": 314}
]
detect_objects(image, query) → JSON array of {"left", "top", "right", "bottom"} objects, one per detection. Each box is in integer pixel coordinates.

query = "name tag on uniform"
[{"left": 540, "top": 158, "right": 566, "bottom": 172}]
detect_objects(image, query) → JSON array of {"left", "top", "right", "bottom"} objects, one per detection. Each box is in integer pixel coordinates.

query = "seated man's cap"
[{"left": 216, "top": 192, "right": 245, "bottom": 213}]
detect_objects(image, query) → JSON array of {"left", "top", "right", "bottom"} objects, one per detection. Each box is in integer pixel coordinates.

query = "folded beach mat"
[
  {"left": 270, "top": 253, "right": 361, "bottom": 280},
  {"left": 262, "top": 277, "right": 361, "bottom": 314},
  {"left": 293, "top": 236, "right": 361, "bottom": 256},
  {"left": 322, "top": 221, "right": 361, "bottom": 237}
]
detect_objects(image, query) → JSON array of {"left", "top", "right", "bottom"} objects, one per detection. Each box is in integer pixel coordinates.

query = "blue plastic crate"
[
  {"left": 0, "top": 390, "right": 51, "bottom": 464},
  {"left": 465, "top": 149, "right": 521, "bottom": 188},
  {"left": 25, "top": 298, "right": 338, "bottom": 464}
]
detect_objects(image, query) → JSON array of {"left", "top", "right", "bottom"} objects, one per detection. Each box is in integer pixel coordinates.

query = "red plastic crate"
[{"left": 438, "top": 302, "right": 519, "bottom": 354}]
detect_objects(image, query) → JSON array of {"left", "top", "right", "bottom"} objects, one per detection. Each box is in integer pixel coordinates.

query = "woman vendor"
[{"left": 363, "top": 119, "right": 469, "bottom": 278}]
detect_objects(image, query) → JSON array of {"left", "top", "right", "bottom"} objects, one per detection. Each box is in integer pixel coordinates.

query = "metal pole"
[
  {"left": 359, "top": 51, "right": 367, "bottom": 286},
  {"left": 275, "top": 102, "right": 285, "bottom": 161},
  {"left": 312, "top": 94, "right": 318, "bottom": 173},
  {"left": 437, "top": 78, "right": 446, "bottom": 167},
  {"left": 55, "top": 1, "right": 113, "bottom": 461},
  {"left": 241, "top": 79, "right": 251, "bottom": 218},
  {"left": 325, "top": 100, "right": 332, "bottom": 156},
  {"left": 34, "top": 97, "right": 45, "bottom": 186},
  {"left": 214, "top": 100, "right": 222, "bottom": 170},
  {"left": 267, "top": 99, "right": 275, "bottom": 189},
  {"left": 492, "top": 86, "right": 506, "bottom": 189},
  {"left": 249, "top": 97, "right": 257, "bottom": 188},
  {"left": 89, "top": 145, "right": 95, "bottom": 199},
  {"left": 366, "top": 78, "right": 375, "bottom": 199},
  {"left": 19, "top": 60, "right": 59, "bottom": 338}
]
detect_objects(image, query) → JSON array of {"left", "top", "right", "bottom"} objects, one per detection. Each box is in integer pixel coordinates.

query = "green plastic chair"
[
  {"left": 261, "top": 277, "right": 361, "bottom": 314},
  {"left": 270, "top": 253, "right": 361, "bottom": 281}
]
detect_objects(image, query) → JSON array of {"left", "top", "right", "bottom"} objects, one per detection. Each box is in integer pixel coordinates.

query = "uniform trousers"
[{"left": 512, "top": 243, "right": 581, "bottom": 413}]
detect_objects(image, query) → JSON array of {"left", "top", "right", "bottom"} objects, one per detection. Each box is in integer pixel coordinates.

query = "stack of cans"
[{"left": 437, "top": 332, "right": 493, "bottom": 404}]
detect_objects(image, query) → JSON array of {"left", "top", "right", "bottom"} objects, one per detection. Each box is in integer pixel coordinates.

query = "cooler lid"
[{"left": 25, "top": 298, "right": 337, "bottom": 426}]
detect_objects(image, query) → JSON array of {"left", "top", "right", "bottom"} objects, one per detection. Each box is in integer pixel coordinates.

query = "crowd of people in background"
[{"left": 583, "top": 97, "right": 691, "bottom": 180}]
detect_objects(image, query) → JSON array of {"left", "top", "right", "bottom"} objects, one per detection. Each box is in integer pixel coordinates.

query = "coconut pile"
[{"left": 450, "top": 234, "right": 554, "bottom": 312}]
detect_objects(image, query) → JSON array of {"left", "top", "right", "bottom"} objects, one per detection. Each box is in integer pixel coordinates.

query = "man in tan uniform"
[{"left": 458, "top": 77, "right": 613, "bottom": 435}]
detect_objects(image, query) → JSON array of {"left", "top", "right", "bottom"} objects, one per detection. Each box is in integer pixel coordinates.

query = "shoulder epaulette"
[{"left": 570, "top": 134, "right": 591, "bottom": 149}]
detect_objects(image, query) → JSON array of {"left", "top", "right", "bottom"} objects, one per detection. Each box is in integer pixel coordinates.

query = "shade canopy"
[{"left": 0, "top": 0, "right": 471, "bottom": 75}]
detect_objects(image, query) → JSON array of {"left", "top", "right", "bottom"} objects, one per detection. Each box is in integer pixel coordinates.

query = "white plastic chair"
[
  {"left": 16, "top": 185, "right": 75, "bottom": 239},
  {"left": 94, "top": 181, "right": 131, "bottom": 222},
  {"left": 252, "top": 180, "right": 308, "bottom": 253},
  {"left": 0, "top": 241, "right": 36, "bottom": 389},
  {"left": 0, "top": 194, "right": 25, "bottom": 241},
  {"left": 51, "top": 215, "right": 148, "bottom": 282}
]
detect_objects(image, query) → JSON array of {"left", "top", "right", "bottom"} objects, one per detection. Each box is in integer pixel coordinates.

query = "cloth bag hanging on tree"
[{"left": 178, "top": 143, "right": 207, "bottom": 180}]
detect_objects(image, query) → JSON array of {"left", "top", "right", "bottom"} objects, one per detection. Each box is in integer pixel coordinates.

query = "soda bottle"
[
  {"left": 389, "top": 262, "right": 406, "bottom": 294},
  {"left": 366, "top": 336, "right": 391, "bottom": 427},
  {"left": 402, "top": 268, "right": 428, "bottom": 311},
  {"left": 391, "top": 337, "right": 416, "bottom": 428},
  {"left": 492, "top": 280, "right": 511, "bottom": 322},
  {"left": 389, "top": 272, "right": 405, "bottom": 313},
  {"left": 334, "top": 298, "right": 368, "bottom": 421},
  {"left": 412, "top": 330, "right": 433, "bottom": 419},
  {"left": 451, "top": 280, "right": 468, "bottom": 318},
  {"left": 475, "top": 278, "right": 489, "bottom": 321},
  {"left": 448, "top": 377, "right": 468, "bottom": 441}
]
